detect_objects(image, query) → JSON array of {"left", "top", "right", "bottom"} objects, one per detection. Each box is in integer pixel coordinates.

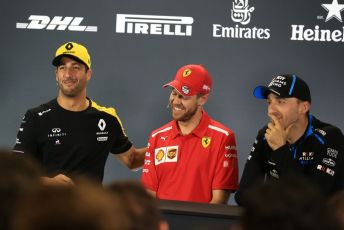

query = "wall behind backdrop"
[{"left": 1, "top": 0, "right": 343, "bottom": 204}]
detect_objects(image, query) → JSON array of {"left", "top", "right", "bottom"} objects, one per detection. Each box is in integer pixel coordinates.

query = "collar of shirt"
[
  {"left": 291, "top": 113, "right": 315, "bottom": 148},
  {"left": 170, "top": 111, "right": 211, "bottom": 139}
]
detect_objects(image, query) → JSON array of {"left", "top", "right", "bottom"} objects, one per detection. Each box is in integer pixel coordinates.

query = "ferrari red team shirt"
[{"left": 141, "top": 111, "right": 239, "bottom": 203}]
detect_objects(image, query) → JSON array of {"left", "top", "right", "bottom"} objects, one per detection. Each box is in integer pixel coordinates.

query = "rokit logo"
[
  {"left": 291, "top": 0, "right": 344, "bottom": 42},
  {"left": 16, "top": 15, "right": 97, "bottom": 32},
  {"left": 213, "top": 0, "right": 271, "bottom": 39},
  {"left": 116, "top": 14, "right": 193, "bottom": 36}
]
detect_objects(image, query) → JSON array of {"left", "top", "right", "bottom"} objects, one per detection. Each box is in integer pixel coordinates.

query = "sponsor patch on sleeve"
[{"left": 155, "top": 146, "right": 178, "bottom": 165}]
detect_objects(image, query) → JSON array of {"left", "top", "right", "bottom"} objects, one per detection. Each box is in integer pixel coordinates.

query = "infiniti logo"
[
  {"left": 48, "top": 128, "right": 66, "bottom": 138},
  {"left": 52, "top": 128, "right": 61, "bottom": 133}
]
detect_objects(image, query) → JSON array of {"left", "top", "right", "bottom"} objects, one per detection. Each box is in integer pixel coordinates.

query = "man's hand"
[
  {"left": 210, "top": 189, "right": 230, "bottom": 204},
  {"left": 116, "top": 146, "right": 146, "bottom": 170},
  {"left": 42, "top": 174, "right": 74, "bottom": 186},
  {"left": 145, "top": 189, "right": 157, "bottom": 198},
  {"left": 265, "top": 116, "right": 293, "bottom": 150}
]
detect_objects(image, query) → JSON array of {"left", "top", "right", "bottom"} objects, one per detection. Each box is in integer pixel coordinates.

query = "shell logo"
[{"left": 156, "top": 149, "right": 165, "bottom": 162}]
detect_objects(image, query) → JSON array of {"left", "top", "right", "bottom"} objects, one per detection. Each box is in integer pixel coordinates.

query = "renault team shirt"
[
  {"left": 14, "top": 98, "right": 132, "bottom": 182},
  {"left": 141, "top": 111, "right": 239, "bottom": 203}
]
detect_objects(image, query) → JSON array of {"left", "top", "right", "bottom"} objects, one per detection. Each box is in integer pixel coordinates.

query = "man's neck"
[
  {"left": 287, "top": 115, "right": 309, "bottom": 144},
  {"left": 177, "top": 110, "right": 203, "bottom": 135},
  {"left": 57, "top": 94, "right": 89, "bottom": 112}
]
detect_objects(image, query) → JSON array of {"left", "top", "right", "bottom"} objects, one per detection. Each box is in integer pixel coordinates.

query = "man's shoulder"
[
  {"left": 150, "top": 121, "right": 174, "bottom": 139},
  {"left": 313, "top": 117, "right": 343, "bottom": 143},
  {"left": 248, "top": 125, "right": 268, "bottom": 143},
  {"left": 90, "top": 100, "right": 119, "bottom": 118},
  {"left": 25, "top": 99, "right": 56, "bottom": 117},
  {"left": 208, "top": 118, "right": 235, "bottom": 137}
]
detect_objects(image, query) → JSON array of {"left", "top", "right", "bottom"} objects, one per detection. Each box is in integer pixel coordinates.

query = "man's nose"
[
  {"left": 63, "top": 67, "right": 73, "bottom": 77},
  {"left": 268, "top": 103, "right": 277, "bottom": 116},
  {"left": 171, "top": 96, "right": 182, "bottom": 104}
]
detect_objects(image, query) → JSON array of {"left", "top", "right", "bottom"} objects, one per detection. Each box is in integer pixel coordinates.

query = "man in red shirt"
[{"left": 141, "top": 64, "right": 238, "bottom": 204}]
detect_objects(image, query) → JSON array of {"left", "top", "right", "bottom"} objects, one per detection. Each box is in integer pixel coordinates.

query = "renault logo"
[{"left": 98, "top": 119, "right": 106, "bottom": 131}]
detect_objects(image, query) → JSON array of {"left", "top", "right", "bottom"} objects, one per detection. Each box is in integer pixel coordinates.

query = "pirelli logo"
[{"left": 116, "top": 14, "right": 193, "bottom": 36}]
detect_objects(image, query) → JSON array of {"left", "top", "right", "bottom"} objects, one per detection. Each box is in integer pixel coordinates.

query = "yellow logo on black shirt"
[{"left": 202, "top": 137, "right": 211, "bottom": 148}]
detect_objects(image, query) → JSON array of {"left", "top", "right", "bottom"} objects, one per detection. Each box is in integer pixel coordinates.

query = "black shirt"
[
  {"left": 14, "top": 98, "right": 132, "bottom": 182},
  {"left": 235, "top": 115, "right": 344, "bottom": 206}
]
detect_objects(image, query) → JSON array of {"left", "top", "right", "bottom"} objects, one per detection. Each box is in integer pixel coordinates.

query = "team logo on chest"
[
  {"left": 48, "top": 127, "right": 67, "bottom": 138},
  {"left": 156, "top": 149, "right": 165, "bottom": 162},
  {"left": 96, "top": 119, "right": 109, "bottom": 142},
  {"left": 202, "top": 137, "right": 211, "bottom": 148},
  {"left": 299, "top": 152, "right": 314, "bottom": 162},
  {"left": 155, "top": 146, "right": 178, "bottom": 165},
  {"left": 98, "top": 119, "right": 106, "bottom": 131},
  {"left": 167, "top": 148, "right": 177, "bottom": 159}
]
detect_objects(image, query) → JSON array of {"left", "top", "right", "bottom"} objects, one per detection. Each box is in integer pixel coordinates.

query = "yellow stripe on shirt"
[{"left": 91, "top": 100, "right": 127, "bottom": 136}]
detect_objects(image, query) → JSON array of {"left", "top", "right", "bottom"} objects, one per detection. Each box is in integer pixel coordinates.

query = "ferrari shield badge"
[{"left": 202, "top": 137, "right": 211, "bottom": 148}]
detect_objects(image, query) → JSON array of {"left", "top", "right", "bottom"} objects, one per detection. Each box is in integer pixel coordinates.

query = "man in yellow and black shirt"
[{"left": 14, "top": 42, "right": 145, "bottom": 185}]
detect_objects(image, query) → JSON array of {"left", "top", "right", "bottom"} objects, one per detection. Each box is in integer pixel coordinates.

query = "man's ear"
[
  {"left": 302, "top": 101, "right": 311, "bottom": 114},
  {"left": 86, "top": 69, "right": 92, "bottom": 81},
  {"left": 198, "top": 94, "right": 209, "bottom": 106},
  {"left": 55, "top": 69, "right": 58, "bottom": 82}
]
